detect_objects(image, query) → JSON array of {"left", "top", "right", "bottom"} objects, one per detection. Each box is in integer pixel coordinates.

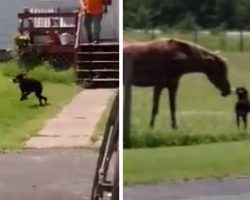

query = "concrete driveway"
[
  {"left": 0, "top": 149, "right": 97, "bottom": 200},
  {"left": 124, "top": 178, "right": 250, "bottom": 200}
]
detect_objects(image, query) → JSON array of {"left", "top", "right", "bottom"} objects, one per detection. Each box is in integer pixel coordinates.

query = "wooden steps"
[{"left": 75, "top": 42, "right": 119, "bottom": 88}]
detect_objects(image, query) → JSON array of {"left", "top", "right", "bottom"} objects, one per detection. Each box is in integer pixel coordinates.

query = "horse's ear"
[
  {"left": 204, "top": 56, "right": 214, "bottom": 63},
  {"left": 213, "top": 50, "right": 228, "bottom": 62},
  {"left": 167, "top": 38, "right": 180, "bottom": 49},
  {"left": 168, "top": 39, "right": 175, "bottom": 44},
  {"left": 221, "top": 56, "right": 227, "bottom": 62}
]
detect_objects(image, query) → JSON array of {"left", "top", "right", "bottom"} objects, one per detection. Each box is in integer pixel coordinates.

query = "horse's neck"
[{"left": 178, "top": 60, "right": 208, "bottom": 75}]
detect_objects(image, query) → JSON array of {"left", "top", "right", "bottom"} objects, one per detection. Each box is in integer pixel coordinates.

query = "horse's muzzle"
[
  {"left": 230, "top": 87, "right": 236, "bottom": 93},
  {"left": 221, "top": 90, "right": 231, "bottom": 96}
]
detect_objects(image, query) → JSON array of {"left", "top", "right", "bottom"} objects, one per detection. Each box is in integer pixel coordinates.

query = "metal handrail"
[
  {"left": 74, "top": 12, "right": 82, "bottom": 50},
  {"left": 90, "top": 92, "right": 119, "bottom": 200}
]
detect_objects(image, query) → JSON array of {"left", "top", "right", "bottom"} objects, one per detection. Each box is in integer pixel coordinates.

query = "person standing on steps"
[{"left": 80, "top": 0, "right": 110, "bottom": 44}]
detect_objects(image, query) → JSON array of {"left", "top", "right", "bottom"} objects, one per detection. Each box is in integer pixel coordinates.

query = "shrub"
[
  {"left": 0, "top": 60, "right": 23, "bottom": 77},
  {"left": 28, "top": 62, "right": 75, "bottom": 84},
  {"left": 0, "top": 60, "right": 75, "bottom": 85},
  {"left": 129, "top": 132, "right": 250, "bottom": 148}
]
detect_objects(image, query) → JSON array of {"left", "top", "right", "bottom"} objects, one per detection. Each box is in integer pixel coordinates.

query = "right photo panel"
[{"left": 123, "top": 0, "right": 250, "bottom": 199}]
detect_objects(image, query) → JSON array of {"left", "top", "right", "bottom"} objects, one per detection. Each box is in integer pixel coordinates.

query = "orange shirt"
[{"left": 80, "top": 0, "right": 104, "bottom": 15}]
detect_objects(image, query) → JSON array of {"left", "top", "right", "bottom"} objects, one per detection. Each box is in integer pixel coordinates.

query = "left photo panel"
[{"left": 0, "top": 0, "right": 119, "bottom": 199}]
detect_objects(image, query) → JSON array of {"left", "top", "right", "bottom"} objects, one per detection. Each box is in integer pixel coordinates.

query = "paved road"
[
  {"left": 0, "top": 149, "right": 97, "bottom": 200},
  {"left": 124, "top": 178, "right": 250, "bottom": 200}
]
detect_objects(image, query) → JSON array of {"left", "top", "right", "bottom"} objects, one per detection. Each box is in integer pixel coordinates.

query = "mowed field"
[
  {"left": 124, "top": 32, "right": 250, "bottom": 185},
  {"left": 129, "top": 52, "right": 250, "bottom": 146},
  {"left": 124, "top": 141, "right": 250, "bottom": 185},
  {"left": 124, "top": 47, "right": 250, "bottom": 184}
]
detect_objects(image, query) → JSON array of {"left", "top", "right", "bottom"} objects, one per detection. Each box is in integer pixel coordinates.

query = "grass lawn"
[
  {"left": 124, "top": 140, "right": 250, "bottom": 185},
  {"left": 128, "top": 52, "right": 250, "bottom": 147},
  {"left": 0, "top": 63, "right": 78, "bottom": 152},
  {"left": 124, "top": 32, "right": 250, "bottom": 185}
]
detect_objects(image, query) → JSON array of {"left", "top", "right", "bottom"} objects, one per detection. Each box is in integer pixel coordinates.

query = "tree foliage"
[{"left": 124, "top": 0, "right": 250, "bottom": 30}]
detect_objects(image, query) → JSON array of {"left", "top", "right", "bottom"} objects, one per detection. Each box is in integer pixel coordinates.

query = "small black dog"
[
  {"left": 235, "top": 87, "right": 250, "bottom": 129},
  {"left": 13, "top": 73, "right": 47, "bottom": 106}
]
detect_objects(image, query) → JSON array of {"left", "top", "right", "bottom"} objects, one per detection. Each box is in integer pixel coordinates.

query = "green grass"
[
  {"left": 124, "top": 140, "right": 250, "bottom": 185},
  {"left": 0, "top": 61, "right": 78, "bottom": 152},
  {"left": 128, "top": 52, "right": 250, "bottom": 147},
  {"left": 124, "top": 30, "right": 250, "bottom": 52}
]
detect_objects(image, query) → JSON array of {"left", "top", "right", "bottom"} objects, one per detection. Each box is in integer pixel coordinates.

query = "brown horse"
[{"left": 124, "top": 38, "right": 231, "bottom": 129}]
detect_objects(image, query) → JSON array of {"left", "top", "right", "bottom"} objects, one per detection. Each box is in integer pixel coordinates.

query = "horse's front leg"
[
  {"left": 149, "top": 86, "right": 163, "bottom": 127},
  {"left": 168, "top": 82, "right": 179, "bottom": 129}
]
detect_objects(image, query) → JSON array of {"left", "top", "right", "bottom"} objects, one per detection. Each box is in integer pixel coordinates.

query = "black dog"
[
  {"left": 235, "top": 87, "right": 250, "bottom": 129},
  {"left": 13, "top": 73, "right": 47, "bottom": 106}
]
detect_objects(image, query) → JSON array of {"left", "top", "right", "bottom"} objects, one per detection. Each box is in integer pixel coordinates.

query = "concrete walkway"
[{"left": 25, "top": 89, "right": 115, "bottom": 148}]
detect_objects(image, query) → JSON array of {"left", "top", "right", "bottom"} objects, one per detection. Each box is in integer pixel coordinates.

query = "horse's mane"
[{"left": 167, "top": 38, "right": 227, "bottom": 62}]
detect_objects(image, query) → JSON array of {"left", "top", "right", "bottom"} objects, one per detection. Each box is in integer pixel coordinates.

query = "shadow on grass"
[{"left": 28, "top": 103, "right": 51, "bottom": 109}]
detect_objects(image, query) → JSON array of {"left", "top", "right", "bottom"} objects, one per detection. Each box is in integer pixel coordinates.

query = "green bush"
[
  {"left": 0, "top": 60, "right": 23, "bottom": 77},
  {"left": 0, "top": 60, "right": 75, "bottom": 85},
  {"left": 130, "top": 132, "right": 250, "bottom": 148},
  {"left": 29, "top": 63, "right": 75, "bottom": 84}
]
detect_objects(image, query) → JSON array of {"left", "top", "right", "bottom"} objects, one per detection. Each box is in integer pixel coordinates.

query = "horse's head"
[{"left": 205, "top": 55, "right": 231, "bottom": 97}]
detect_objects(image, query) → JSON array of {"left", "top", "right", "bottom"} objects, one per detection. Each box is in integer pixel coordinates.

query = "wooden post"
[
  {"left": 239, "top": 29, "right": 244, "bottom": 52},
  {"left": 28, "top": 18, "right": 33, "bottom": 43},
  {"left": 220, "top": 31, "right": 226, "bottom": 51},
  {"left": 123, "top": 54, "right": 133, "bottom": 148},
  {"left": 194, "top": 28, "right": 198, "bottom": 44}
]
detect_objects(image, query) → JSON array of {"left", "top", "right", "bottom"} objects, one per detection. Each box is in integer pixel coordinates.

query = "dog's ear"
[
  {"left": 20, "top": 73, "right": 27, "bottom": 76},
  {"left": 18, "top": 73, "right": 27, "bottom": 79}
]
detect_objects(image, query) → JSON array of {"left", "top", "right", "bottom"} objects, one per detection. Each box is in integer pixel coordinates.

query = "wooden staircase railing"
[
  {"left": 74, "top": 12, "right": 83, "bottom": 69},
  {"left": 74, "top": 12, "right": 119, "bottom": 88}
]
